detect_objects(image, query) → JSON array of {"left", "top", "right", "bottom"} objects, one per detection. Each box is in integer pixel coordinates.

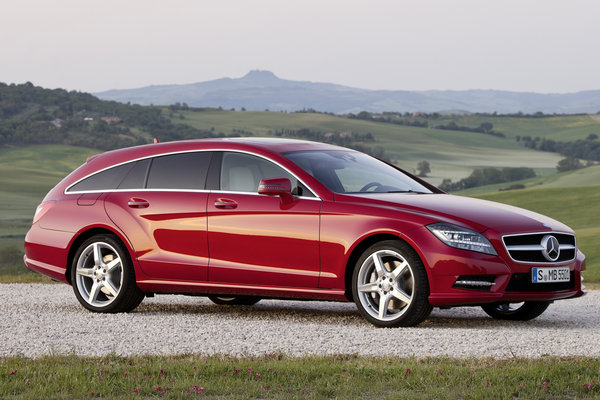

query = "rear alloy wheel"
[
  {"left": 352, "top": 240, "right": 432, "bottom": 327},
  {"left": 208, "top": 295, "right": 261, "bottom": 306},
  {"left": 481, "top": 301, "right": 550, "bottom": 321},
  {"left": 71, "top": 234, "right": 144, "bottom": 313}
]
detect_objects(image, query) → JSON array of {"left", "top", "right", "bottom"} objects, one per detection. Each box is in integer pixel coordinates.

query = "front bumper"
[{"left": 409, "top": 228, "right": 587, "bottom": 307}]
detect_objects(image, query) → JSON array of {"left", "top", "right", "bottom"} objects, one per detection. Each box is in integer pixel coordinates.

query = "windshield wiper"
[{"left": 386, "top": 190, "right": 428, "bottom": 194}]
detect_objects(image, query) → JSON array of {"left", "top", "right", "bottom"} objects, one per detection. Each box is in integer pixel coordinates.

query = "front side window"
[
  {"left": 284, "top": 150, "right": 433, "bottom": 194},
  {"left": 220, "top": 152, "right": 312, "bottom": 196},
  {"left": 146, "top": 152, "right": 211, "bottom": 190}
]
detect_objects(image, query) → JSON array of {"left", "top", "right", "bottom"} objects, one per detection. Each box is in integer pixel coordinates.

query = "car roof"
[{"left": 85, "top": 137, "right": 344, "bottom": 167}]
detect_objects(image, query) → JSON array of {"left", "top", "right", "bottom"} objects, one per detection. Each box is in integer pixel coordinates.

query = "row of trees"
[
  {"left": 432, "top": 121, "right": 505, "bottom": 138},
  {"left": 439, "top": 167, "right": 536, "bottom": 192},
  {"left": 272, "top": 128, "right": 385, "bottom": 159},
  {"left": 518, "top": 135, "right": 600, "bottom": 161},
  {"left": 346, "top": 111, "right": 505, "bottom": 138}
]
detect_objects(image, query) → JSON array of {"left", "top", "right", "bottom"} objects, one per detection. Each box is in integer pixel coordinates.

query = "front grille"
[
  {"left": 505, "top": 272, "right": 575, "bottom": 292},
  {"left": 502, "top": 232, "right": 576, "bottom": 263}
]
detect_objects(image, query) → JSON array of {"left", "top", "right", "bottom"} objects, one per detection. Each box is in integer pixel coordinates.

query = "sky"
[{"left": 1, "top": 0, "right": 599, "bottom": 94}]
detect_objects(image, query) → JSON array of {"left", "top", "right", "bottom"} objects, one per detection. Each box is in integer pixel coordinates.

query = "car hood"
[{"left": 346, "top": 193, "right": 573, "bottom": 234}]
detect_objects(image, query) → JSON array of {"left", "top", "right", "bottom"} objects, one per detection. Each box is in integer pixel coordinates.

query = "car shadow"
[{"left": 130, "top": 300, "right": 591, "bottom": 329}]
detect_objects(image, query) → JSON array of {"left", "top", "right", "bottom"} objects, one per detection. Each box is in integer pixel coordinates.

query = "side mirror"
[{"left": 258, "top": 178, "right": 294, "bottom": 203}]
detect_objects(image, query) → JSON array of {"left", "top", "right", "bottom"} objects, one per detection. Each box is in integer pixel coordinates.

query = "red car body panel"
[{"left": 24, "top": 138, "right": 586, "bottom": 308}]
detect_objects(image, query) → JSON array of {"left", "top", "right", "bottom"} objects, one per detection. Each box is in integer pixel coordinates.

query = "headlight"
[{"left": 427, "top": 223, "right": 497, "bottom": 255}]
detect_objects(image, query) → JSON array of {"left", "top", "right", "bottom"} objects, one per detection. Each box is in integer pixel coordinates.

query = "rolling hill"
[{"left": 95, "top": 70, "right": 600, "bottom": 114}]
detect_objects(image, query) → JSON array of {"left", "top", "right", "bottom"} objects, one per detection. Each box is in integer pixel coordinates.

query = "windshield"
[{"left": 283, "top": 150, "right": 433, "bottom": 194}]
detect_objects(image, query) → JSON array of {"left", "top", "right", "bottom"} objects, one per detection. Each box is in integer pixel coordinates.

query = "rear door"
[
  {"left": 207, "top": 151, "right": 321, "bottom": 288},
  {"left": 105, "top": 151, "right": 212, "bottom": 281}
]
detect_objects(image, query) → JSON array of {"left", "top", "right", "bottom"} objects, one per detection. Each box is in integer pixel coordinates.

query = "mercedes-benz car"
[{"left": 24, "top": 138, "right": 586, "bottom": 327}]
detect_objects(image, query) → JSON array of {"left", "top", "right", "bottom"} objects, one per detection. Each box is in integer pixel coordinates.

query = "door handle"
[
  {"left": 127, "top": 198, "right": 150, "bottom": 208},
  {"left": 214, "top": 198, "right": 238, "bottom": 209}
]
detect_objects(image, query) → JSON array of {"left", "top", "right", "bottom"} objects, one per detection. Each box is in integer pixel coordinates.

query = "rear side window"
[
  {"left": 68, "top": 163, "right": 134, "bottom": 193},
  {"left": 146, "top": 152, "right": 211, "bottom": 190},
  {"left": 117, "top": 159, "right": 150, "bottom": 190}
]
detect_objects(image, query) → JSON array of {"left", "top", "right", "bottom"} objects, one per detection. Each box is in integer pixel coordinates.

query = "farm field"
[
  {"left": 433, "top": 113, "right": 600, "bottom": 141},
  {"left": 0, "top": 146, "right": 96, "bottom": 252},
  {"left": 174, "top": 110, "right": 567, "bottom": 184}
]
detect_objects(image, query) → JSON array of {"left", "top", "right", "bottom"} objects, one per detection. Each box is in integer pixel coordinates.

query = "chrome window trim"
[
  {"left": 501, "top": 231, "right": 577, "bottom": 264},
  {"left": 66, "top": 187, "right": 321, "bottom": 201},
  {"left": 64, "top": 148, "right": 321, "bottom": 199}
]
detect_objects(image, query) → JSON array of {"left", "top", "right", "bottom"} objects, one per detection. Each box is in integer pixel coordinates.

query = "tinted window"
[
  {"left": 220, "top": 152, "right": 313, "bottom": 196},
  {"left": 284, "top": 150, "right": 432, "bottom": 194},
  {"left": 68, "top": 163, "right": 134, "bottom": 192},
  {"left": 146, "top": 152, "right": 211, "bottom": 190},
  {"left": 117, "top": 159, "right": 150, "bottom": 190}
]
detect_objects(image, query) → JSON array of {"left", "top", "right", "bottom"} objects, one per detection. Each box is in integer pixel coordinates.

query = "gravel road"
[{"left": 1, "top": 283, "right": 597, "bottom": 358}]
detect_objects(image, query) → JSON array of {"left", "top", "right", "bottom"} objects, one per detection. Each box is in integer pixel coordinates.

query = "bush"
[
  {"left": 0, "top": 246, "right": 23, "bottom": 265},
  {"left": 556, "top": 157, "right": 584, "bottom": 172}
]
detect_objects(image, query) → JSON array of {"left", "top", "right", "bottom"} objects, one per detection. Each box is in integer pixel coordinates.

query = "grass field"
[
  {"left": 455, "top": 164, "right": 600, "bottom": 195},
  {"left": 2, "top": 354, "right": 600, "bottom": 399},
  {"left": 0, "top": 145, "right": 95, "bottom": 258},
  {"left": 431, "top": 114, "right": 600, "bottom": 141}
]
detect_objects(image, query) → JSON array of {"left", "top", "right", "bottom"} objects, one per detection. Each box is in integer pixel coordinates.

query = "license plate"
[{"left": 532, "top": 267, "right": 570, "bottom": 283}]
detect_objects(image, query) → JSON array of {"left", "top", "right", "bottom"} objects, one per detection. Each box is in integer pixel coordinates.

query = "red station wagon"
[{"left": 24, "top": 138, "right": 586, "bottom": 327}]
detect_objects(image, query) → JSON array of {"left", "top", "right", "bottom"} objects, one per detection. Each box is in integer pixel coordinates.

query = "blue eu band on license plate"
[{"left": 532, "top": 267, "right": 570, "bottom": 283}]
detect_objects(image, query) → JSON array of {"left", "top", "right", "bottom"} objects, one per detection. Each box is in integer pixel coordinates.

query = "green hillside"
[
  {"left": 0, "top": 145, "right": 95, "bottom": 250},
  {"left": 455, "top": 164, "right": 600, "bottom": 195},
  {"left": 2, "top": 82, "right": 597, "bottom": 186},
  {"left": 435, "top": 114, "right": 600, "bottom": 141},
  {"left": 174, "top": 110, "right": 568, "bottom": 185}
]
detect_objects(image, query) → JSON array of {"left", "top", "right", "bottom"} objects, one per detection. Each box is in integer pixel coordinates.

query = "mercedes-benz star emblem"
[{"left": 541, "top": 235, "right": 560, "bottom": 262}]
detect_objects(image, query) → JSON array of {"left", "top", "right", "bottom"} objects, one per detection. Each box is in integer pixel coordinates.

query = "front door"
[{"left": 207, "top": 151, "right": 321, "bottom": 287}]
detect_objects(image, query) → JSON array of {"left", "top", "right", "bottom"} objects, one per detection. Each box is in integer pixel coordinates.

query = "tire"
[
  {"left": 352, "top": 240, "right": 432, "bottom": 327},
  {"left": 71, "top": 234, "right": 145, "bottom": 313},
  {"left": 481, "top": 301, "right": 550, "bottom": 321},
  {"left": 208, "top": 295, "right": 261, "bottom": 306}
]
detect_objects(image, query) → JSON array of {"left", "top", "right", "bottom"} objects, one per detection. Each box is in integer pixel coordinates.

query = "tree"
[
  {"left": 479, "top": 122, "right": 493, "bottom": 133},
  {"left": 556, "top": 157, "right": 583, "bottom": 172},
  {"left": 417, "top": 160, "right": 431, "bottom": 177}
]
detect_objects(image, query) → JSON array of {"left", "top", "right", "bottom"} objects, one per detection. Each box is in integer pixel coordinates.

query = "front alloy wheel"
[
  {"left": 352, "top": 240, "right": 432, "bottom": 327},
  {"left": 71, "top": 234, "right": 144, "bottom": 313}
]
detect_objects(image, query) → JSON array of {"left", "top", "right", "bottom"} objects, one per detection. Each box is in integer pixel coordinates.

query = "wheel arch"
[
  {"left": 344, "top": 232, "right": 427, "bottom": 301},
  {"left": 66, "top": 226, "right": 136, "bottom": 285}
]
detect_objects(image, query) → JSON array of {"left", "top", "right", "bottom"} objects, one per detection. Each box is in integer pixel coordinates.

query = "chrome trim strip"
[
  {"left": 64, "top": 148, "right": 321, "bottom": 199},
  {"left": 506, "top": 244, "right": 576, "bottom": 251},
  {"left": 454, "top": 280, "right": 496, "bottom": 287},
  {"left": 64, "top": 188, "right": 321, "bottom": 201}
]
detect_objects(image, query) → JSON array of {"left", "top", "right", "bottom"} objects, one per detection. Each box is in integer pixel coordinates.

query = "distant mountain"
[{"left": 95, "top": 70, "right": 600, "bottom": 114}]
